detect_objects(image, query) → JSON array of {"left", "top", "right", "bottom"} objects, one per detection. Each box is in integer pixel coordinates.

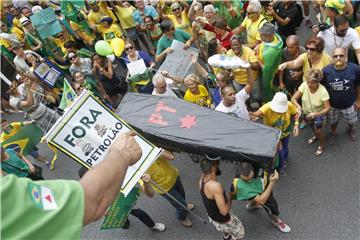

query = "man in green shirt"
[
  {"left": 155, "top": 19, "right": 193, "bottom": 63},
  {"left": 233, "top": 162, "right": 291, "bottom": 233},
  {"left": 1, "top": 132, "right": 142, "bottom": 239}
]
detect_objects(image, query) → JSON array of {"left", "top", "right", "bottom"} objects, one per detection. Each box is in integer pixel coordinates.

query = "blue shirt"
[
  {"left": 322, "top": 62, "right": 360, "bottom": 109},
  {"left": 132, "top": 6, "right": 158, "bottom": 25}
]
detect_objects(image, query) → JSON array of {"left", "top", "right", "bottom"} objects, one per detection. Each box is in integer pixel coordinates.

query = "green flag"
[
  {"left": 261, "top": 33, "right": 283, "bottom": 102},
  {"left": 100, "top": 187, "right": 140, "bottom": 230},
  {"left": 2, "top": 124, "right": 43, "bottom": 155},
  {"left": 59, "top": 79, "right": 76, "bottom": 110}
]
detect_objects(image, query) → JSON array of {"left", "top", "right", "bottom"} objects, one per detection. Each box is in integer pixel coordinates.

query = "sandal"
[
  {"left": 307, "top": 136, "right": 318, "bottom": 145},
  {"left": 315, "top": 146, "right": 324, "bottom": 156}
]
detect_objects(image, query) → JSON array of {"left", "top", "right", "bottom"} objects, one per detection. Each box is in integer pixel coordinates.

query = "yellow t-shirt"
[
  {"left": 167, "top": 11, "right": 192, "bottom": 34},
  {"left": 12, "top": 17, "right": 23, "bottom": 31},
  {"left": 356, "top": 26, "right": 360, "bottom": 38},
  {"left": 298, "top": 81, "right": 330, "bottom": 114},
  {"left": 184, "top": 84, "right": 211, "bottom": 107},
  {"left": 259, "top": 102, "right": 297, "bottom": 138},
  {"left": 53, "top": 36, "right": 74, "bottom": 55},
  {"left": 227, "top": 47, "right": 258, "bottom": 84},
  {"left": 70, "top": 20, "right": 96, "bottom": 45},
  {"left": 146, "top": 157, "right": 179, "bottom": 194},
  {"left": 11, "top": 26, "right": 25, "bottom": 42},
  {"left": 240, "top": 15, "right": 267, "bottom": 45},
  {"left": 114, "top": 5, "right": 136, "bottom": 29},
  {"left": 87, "top": 6, "right": 117, "bottom": 33},
  {"left": 300, "top": 52, "right": 332, "bottom": 82},
  {"left": 1, "top": 122, "right": 23, "bottom": 142},
  {"left": 100, "top": 24, "right": 123, "bottom": 42}
]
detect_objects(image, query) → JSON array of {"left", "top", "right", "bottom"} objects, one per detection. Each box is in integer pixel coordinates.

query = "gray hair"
[
  {"left": 204, "top": 4, "right": 215, "bottom": 13},
  {"left": 247, "top": 0, "right": 261, "bottom": 13},
  {"left": 286, "top": 35, "right": 300, "bottom": 45},
  {"left": 152, "top": 74, "right": 166, "bottom": 86}
]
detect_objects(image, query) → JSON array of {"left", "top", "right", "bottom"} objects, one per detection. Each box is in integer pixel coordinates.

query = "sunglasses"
[
  {"left": 246, "top": 11, "right": 257, "bottom": 15},
  {"left": 125, "top": 46, "right": 134, "bottom": 51},
  {"left": 333, "top": 54, "right": 345, "bottom": 58},
  {"left": 69, "top": 56, "right": 77, "bottom": 60},
  {"left": 172, "top": 7, "right": 181, "bottom": 12},
  {"left": 306, "top": 47, "right": 316, "bottom": 52}
]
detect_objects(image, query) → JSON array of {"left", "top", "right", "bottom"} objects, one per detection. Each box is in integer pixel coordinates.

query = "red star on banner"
[{"left": 179, "top": 115, "right": 197, "bottom": 129}]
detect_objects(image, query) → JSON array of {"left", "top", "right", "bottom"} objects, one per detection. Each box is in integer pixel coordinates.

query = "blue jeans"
[
  {"left": 161, "top": 176, "right": 188, "bottom": 221},
  {"left": 278, "top": 135, "right": 290, "bottom": 171}
]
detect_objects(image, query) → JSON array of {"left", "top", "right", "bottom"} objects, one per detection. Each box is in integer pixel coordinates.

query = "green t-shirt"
[
  {"left": 0, "top": 149, "right": 29, "bottom": 177},
  {"left": 214, "top": 1, "right": 243, "bottom": 29},
  {"left": 235, "top": 177, "right": 264, "bottom": 200},
  {"left": 156, "top": 28, "right": 191, "bottom": 55},
  {"left": 1, "top": 175, "right": 84, "bottom": 239}
]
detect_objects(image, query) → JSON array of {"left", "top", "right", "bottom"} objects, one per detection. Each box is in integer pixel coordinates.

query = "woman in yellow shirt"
[
  {"left": 163, "top": 2, "right": 192, "bottom": 34},
  {"left": 279, "top": 37, "right": 332, "bottom": 82},
  {"left": 183, "top": 74, "right": 212, "bottom": 108}
]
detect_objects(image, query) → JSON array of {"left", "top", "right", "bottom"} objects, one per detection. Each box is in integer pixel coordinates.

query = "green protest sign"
[{"left": 100, "top": 187, "right": 140, "bottom": 230}]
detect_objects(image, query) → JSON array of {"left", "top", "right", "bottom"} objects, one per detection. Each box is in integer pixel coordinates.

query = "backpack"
[{"left": 293, "top": 4, "right": 304, "bottom": 28}]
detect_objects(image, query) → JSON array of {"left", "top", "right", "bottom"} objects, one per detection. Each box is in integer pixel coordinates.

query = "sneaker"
[
  {"left": 151, "top": 223, "right": 166, "bottom": 232},
  {"left": 305, "top": 19, "right": 313, "bottom": 28},
  {"left": 187, "top": 203, "right": 195, "bottom": 211},
  {"left": 180, "top": 217, "right": 192, "bottom": 227},
  {"left": 271, "top": 219, "right": 291, "bottom": 233},
  {"left": 348, "top": 128, "right": 357, "bottom": 142},
  {"left": 245, "top": 202, "right": 262, "bottom": 211}
]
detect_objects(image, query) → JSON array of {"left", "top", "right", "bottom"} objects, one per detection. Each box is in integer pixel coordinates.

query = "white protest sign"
[
  {"left": 126, "top": 59, "right": 147, "bottom": 76},
  {"left": 45, "top": 91, "right": 163, "bottom": 196}
]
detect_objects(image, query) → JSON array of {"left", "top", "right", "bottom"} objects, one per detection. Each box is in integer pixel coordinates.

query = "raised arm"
[{"left": 80, "top": 132, "right": 142, "bottom": 226}]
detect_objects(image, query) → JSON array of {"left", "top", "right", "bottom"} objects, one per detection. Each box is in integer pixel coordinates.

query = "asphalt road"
[{"left": 3, "top": 8, "right": 360, "bottom": 240}]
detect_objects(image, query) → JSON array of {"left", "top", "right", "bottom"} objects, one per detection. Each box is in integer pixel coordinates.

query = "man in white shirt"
[
  {"left": 317, "top": 15, "right": 360, "bottom": 63},
  {"left": 152, "top": 71, "right": 183, "bottom": 97},
  {"left": 215, "top": 67, "right": 254, "bottom": 120}
]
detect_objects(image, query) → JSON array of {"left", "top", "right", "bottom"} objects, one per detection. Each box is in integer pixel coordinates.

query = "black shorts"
[{"left": 250, "top": 192, "right": 280, "bottom": 216}]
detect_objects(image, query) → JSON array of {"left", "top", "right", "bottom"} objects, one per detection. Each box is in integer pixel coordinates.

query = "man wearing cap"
[
  {"left": 199, "top": 158, "right": 244, "bottom": 240},
  {"left": 215, "top": 65, "right": 254, "bottom": 120},
  {"left": 99, "top": 16, "right": 123, "bottom": 42},
  {"left": 250, "top": 92, "right": 300, "bottom": 174},
  {"left": 256, "top": 22, "right": 283, "bottom": 102},
  {"left": 322, "top": 47, "right": 360, "bottom": 142},
  {"left": 87, "top": 1, "right": 117, "bottom": 34},
  {"left": 233, "top": 163, "right": 291, "bottom": 233}
]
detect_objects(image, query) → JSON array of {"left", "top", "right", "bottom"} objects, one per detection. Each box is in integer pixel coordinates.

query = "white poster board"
[
  {"left": 126, "top": 59, "right": 147, "bottom": 76},
  {"left": 45, "top": 91, "right": 163, "bottom": 196}
]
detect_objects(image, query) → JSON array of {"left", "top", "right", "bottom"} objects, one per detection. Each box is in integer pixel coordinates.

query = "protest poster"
[
  {"left": 30, "top": 8, "right": 62, "bottom": 39},
  {"left": 44, "top": 91, "right": 163, "bottom": 196},
  {"left": 158, "top": 40, "right": 199, "bottom": 79},
  {"left": 34, "top": 59, "right": 62, "bottom": 88},
  {"left": 100, "top": 187, "right": 140, "bottom": 230}
]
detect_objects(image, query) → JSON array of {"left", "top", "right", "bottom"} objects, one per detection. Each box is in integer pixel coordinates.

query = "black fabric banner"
[{"left": 116, "top": 93, "right": 281, "bottom": 169}]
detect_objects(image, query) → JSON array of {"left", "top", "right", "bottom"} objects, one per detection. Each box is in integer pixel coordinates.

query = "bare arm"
[
  {"left": 140, "top": 173, "right": 155, "bottom": 198},
  {"left": 101, "top": 59, "right": 114, "bottom": 79},
  {"left": 244, "top": 67, "right": 255, "bottom": 95},
  {"left": 355, "top": 48, "right": 360, "bottom": 65},
  {"left": 291, "top": 90, "right": 303, "bottom": 110},
  {"left": 278, "top": 55, "right": 304, "bottom": 71},
  {"left": 253, "top": 170, "right": 278, "bottom": 205},
  {"left": 211, "top": 181, "right": 232, "bottom": 216},
  {"left": 80, "top": 132, "right": 142, "bottom": 226},
  {"left": 179, "top": 0, "right": 190, "bottom": 14}
]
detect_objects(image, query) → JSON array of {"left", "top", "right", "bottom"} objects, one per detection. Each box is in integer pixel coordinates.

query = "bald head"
[{"left": 286, "top": 35, "right": 299, "bottom": 46}]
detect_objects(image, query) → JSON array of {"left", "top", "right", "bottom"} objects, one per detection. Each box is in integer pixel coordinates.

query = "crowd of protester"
[{"left": 1, "top": 0, "right": 360, "bottom": 239}]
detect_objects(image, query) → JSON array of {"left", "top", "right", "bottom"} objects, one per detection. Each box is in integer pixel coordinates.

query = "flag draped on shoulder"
[
  {"left": 260, "top": 33, "right": 283, "bottom": 102},
  {"left": 2, "top": 124, "right": 43, "bottom": 155},
  {"left": 59, "top": 79, "right": 76, "bottom": 110}
]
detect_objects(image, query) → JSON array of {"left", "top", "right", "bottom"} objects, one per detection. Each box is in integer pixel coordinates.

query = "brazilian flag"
[
  {"left": 2, "top": 124, "right": 43, "bottom": 155},
  {"left": 260, "top": 33, "right": 283, "bottom": 102},
  {"left": 59, "top": 79, "right": 76, "bottom": 110}
]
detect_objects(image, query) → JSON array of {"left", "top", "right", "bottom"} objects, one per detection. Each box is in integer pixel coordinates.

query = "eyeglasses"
[
  {"left": 333, "top": 54, "right": 345, "bottom": 58},
  {"left": 172, "top": 7, "right": 181, "bottom": 12},
  {"left": 306, "top": 47, "right": 316, "bottom": 52},
  {"left": 125, "top": 46, "right": 134, "bottom": 51}
]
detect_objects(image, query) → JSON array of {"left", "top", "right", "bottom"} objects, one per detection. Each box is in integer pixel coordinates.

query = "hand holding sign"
[{"left": 111, "top": 131, "right": 142, "bottom": 166}]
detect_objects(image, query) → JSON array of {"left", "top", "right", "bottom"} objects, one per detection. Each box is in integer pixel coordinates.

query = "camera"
[{"left": 317, "top": 23, "right": 330, "bottom": 31}]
